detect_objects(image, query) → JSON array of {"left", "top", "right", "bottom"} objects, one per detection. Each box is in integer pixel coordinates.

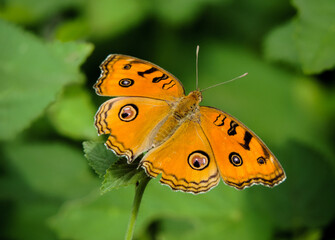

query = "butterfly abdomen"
[{"left": 153, "top": 90, "right": 202, "bottom": 147}]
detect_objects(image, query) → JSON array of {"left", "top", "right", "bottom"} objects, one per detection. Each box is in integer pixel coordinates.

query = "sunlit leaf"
[{"left": 0, "top": 20, "right": 93, "bottom": 140}]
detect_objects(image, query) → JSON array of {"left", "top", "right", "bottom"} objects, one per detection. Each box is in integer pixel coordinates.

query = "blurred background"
[{"left": 1, "top": 0, "right": 335, "bottom": 239}]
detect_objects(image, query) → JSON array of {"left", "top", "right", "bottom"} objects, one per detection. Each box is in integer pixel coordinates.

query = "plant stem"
[{"left": 125, "top": 177, "right": 151, "bottom": 240}]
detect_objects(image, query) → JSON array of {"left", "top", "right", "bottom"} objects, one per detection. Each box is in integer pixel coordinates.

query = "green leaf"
[
  {"left": 101, "top": 158, "right": 149, "bottom": 194},
  {"left": 83, "top": 141, "right": 148, "bottom": 192},
  {"left": 264, "top": 0, "right": 335, "bottom": 74},
  {"left": 264, "top": 20, "right": 300, "bottom": 67},
  {"left": 83, "top": 141, "right": 118, "bottom": 177},
  {"left": 47, "top": 40, "right": 93, "bottom": 68},
  {"left": 4, "top": 141, "right": 98, "bottom": 199},
  {"left": 294, "top": 0, "right": 335, "bottom": 74},
  {"left": 48, "top": 85, "right": 98, "bottom": 140},
  {"left": 0, "top": 20, "right": 93, "bottom": 141},
  {"left": 85, "top": 0, "right": 148, "bottom": 40}
]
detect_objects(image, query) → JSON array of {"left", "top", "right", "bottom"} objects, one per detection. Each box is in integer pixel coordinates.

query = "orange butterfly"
[{"left": 94, "top": 54, "right": 286, "bottom": 194}]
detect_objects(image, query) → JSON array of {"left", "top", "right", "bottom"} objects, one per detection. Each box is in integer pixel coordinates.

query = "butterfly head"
[{"left": 188, "top": 90, "right": 203, "bottom": 105}]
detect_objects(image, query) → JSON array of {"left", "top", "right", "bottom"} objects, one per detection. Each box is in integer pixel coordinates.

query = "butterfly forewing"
[{"left": 94, "top": 54, "right": 185, "bottom": 101}]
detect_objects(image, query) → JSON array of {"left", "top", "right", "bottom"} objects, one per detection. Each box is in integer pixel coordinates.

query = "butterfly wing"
[
  {"left": 140, "top": 120, "right": 220, "bottom": 194},
  {"left": 199, "top": 106, "right": 286, "bottom": 189},
  {"left": 95, "top": 97, "right": 171, "bottom": 162},
  {"left": 94, "top": 54, "right": 185, "bottom": 101}
]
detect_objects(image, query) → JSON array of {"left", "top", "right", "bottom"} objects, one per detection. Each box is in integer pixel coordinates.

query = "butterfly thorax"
[{"left": 152, "top": 90, "right": 202, "bottom": 147}]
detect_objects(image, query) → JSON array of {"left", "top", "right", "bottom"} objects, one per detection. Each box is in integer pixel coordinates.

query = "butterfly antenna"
[
  {"left": 196, "top": 45, "right": 200, "bottom": 90},
  {"left": 201, "top": 72, "right": 248, "bottom": 92}
]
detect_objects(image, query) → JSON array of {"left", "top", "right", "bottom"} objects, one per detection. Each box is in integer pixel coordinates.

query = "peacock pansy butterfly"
[{"left": 94, "top": 54, "right": 286, "bottom": 194}]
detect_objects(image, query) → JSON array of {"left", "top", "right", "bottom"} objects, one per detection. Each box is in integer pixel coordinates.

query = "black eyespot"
[
  {"left": 119, "top": 78, "right": 134, "bottom": 87},
  {"left": 123, "top": 64, "right": 132, "bottom": 70},
  {"left": 121, "top": 113, "right": 129, "bottom": 118},
  {"left": 257, "top": 157, "right": 266, "bottom": 165},
  {"left": 229, "top": 152, "right": 243, "bottom": 167},
  {"left": 118, "top": 104, "right": 138, "bottom": 122},
  {"left": 188, "top": 151, "right": 210, "bottom": 170}
]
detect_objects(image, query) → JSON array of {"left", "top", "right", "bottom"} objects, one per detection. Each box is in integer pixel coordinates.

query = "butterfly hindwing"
[
  {"left": 140, "top": 120, "right": 220, "bottom": 194},
  {"left": 199, "top": 106, "right": 286, "bottom": 189},
  {"left": 94, "top": 54, "right": 185, "bottom": 101}
]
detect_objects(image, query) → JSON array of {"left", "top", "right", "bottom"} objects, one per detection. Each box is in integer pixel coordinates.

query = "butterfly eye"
[
  {"left": 119, "top": 78, "right": 134, "bottom": 87},
  {"left": 118, "top": 104, "right": 138, "bottom": 122},
  {"left": 188, "top": 151, "right": 210, "bottom": 170},
  {"left": 257, "top": 157, "right": 266, "bottom": 165},
  {"left": 229, "top": 152, "right": 243, "bottom": 167}
]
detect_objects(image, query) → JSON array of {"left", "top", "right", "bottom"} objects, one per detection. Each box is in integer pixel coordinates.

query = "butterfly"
[{"left": 94, "top": 54, "right": 286, "bottom": 194}]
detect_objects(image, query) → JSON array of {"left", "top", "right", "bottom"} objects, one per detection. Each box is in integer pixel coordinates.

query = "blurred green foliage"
[{"left": 0, "top": 0, "right": 335, "bottom": 239}]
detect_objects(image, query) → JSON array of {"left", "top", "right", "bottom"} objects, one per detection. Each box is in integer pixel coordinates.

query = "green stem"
[{"left": 125, "top": 177, "right": 151, "bottom": 240}]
